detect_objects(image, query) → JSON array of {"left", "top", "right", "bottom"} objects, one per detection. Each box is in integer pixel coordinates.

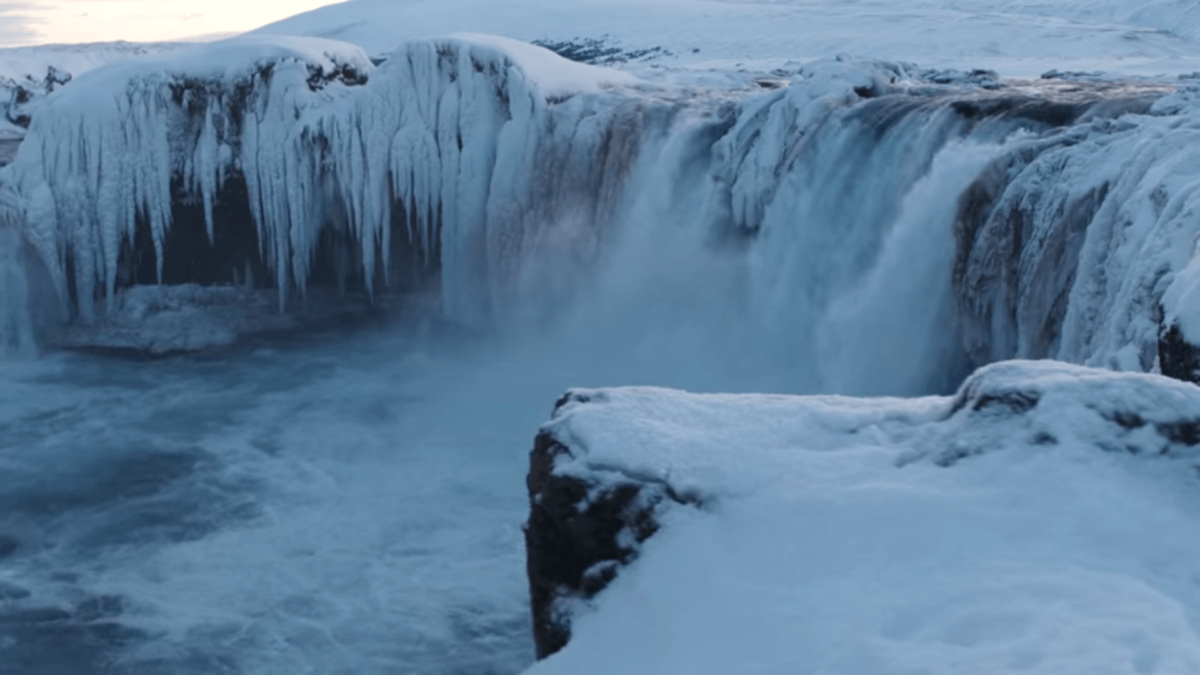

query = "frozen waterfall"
[{"left": 1, "top": 35, "right": 1197, "bottom": 394}]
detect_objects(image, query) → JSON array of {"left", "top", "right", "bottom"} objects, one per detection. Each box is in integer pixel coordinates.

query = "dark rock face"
[
  {"left": 1160, "top": 322, "right": 1200, "bottom": 385},
  {"left": 524, "top": 392, "right": 695, "bottom": 660}
]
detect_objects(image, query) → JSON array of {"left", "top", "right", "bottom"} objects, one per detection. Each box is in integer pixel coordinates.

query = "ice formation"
[
  {"left": 0, "top": 34, "right": 644, "bottom": 330},
  {"left": 955, "top": 83, "right": 1200, "bottom": 373},
  {"left": 1, "top": 33, "right": 1200, "bottom": 392}
]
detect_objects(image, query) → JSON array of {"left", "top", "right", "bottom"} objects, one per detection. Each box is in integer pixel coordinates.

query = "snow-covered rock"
[
  {"left": 526, "top": 359, "right": 1200, "bottom": 671},
  {"left": 1, "top": 65, "right": 70, "bottom": 129},
  {"left": 0, "top": 41, "right": 189, "bottom": 138},
  {"left": 525, "top": 408, "right": 698, "bottom": 657}
]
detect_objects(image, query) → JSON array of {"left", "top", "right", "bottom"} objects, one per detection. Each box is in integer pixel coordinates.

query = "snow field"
[{"left": 259, "top": 0, "right": 1200, "bottom": 79}]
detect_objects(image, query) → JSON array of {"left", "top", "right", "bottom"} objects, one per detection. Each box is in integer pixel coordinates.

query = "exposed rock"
[
  {"left": 1160, "top": 322, "right": 1200, "bottom": 384},
  {"left": 524, "top": 391, "right": 696, "bottom": 659},
  {"left": 2, "top": 66, "right": 72, "bottom": 129}
]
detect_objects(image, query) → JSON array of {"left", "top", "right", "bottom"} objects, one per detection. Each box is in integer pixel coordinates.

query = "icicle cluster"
[
  {"left": 0, "top": 35, "right": 640, "bottom": 325},
  {"left": 1, "top": 37, "right": 374, "bottom": 319}
]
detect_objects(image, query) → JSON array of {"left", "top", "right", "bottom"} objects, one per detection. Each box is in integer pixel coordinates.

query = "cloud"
[{"left": 0, "top": 2, "right": 43, "bottom": 47}]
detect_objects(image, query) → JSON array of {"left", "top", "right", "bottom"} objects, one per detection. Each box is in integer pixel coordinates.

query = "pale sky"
[{"left": 0, "top": 0, "right": 336, "bottom": 48}]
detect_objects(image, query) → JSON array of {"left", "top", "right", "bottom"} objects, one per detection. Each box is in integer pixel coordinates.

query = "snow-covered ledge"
[{"left": 524, "top": 360, "right": 1200, "bottom": 668}]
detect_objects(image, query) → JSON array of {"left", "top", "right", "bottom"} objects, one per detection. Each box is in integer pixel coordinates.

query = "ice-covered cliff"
[
  {"left": 954, "top": 83, "right": 1200, "bottom": 378},
  {"left": 2, "top": 33, "right": 1200, "bottom": 392},
  {"left": 0, "top": 35, "right": 646, "bottom": 330}
]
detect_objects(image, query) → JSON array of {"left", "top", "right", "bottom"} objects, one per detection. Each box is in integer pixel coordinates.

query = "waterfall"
[{"left": 0, "top": 35, "right": 1194, "bottom": 396}]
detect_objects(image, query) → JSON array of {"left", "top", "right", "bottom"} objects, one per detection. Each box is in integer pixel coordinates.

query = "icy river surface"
[
  {"left": 0, "top": 286, "right": 811, "bottom": 675},
  {"left": 0, "top": 321, "right": 547, "bottom": 675}
]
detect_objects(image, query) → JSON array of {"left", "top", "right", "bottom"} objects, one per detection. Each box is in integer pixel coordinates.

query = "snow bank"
[
  {"left": 528, "top": 359, "right": 1200, "bottom": 673},
  {"left": 448, "top": 33, "right": 637, "bottom": 95}
]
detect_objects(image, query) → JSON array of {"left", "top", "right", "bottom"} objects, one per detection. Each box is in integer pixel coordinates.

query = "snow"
[
  {"left": 0, "top": 42, "right": 188, "bottom": 85},
  {"left": 257, "top": 0, "right": 1200, "bottom": 79},
  {"left": 448, "top": 33, "right": 638, "bottom": 95},
  {"left": 0, "top": 41, "right": 189, "bottom": 138},
  {"left": 533, "top": 360, "right": 1200, "bottom": 674}
]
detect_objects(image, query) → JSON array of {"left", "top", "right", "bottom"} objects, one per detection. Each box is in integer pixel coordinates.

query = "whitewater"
[{"left": 2, "top": 1, "right": 1200, "bottom": 674}]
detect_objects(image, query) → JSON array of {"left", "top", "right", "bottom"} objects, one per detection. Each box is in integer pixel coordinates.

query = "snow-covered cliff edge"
[{"left": 525, "top": 360, "right": 1200, "bottom": 669}]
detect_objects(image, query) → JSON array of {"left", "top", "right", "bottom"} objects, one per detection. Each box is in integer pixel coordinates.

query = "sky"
[{"left": 0, "top": 0, "right": 335, "bottom": 47}]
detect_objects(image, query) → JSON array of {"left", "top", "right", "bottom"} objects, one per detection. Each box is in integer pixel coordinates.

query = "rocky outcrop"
[
  {"left": 524, "top": 391, "right": 696, "bottom": 659},
  {"left": 3, "top": 66, "right": 72, "bottom": 129}
]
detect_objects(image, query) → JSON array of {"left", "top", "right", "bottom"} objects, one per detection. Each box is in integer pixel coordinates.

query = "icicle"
[
  {"left": 195, "top": 99, "right": 220, "bottom": 244},
  {"left": 1, "top": 35, "right": 641, "bottom": 327}
]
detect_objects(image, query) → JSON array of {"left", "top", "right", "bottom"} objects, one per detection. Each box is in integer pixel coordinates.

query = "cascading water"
[
  {"left": 0, "top": 35, "right": 1197, "bottom": 675},
  {"left": 0, "top": 219, "right": 36, "bottom": 355}
]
